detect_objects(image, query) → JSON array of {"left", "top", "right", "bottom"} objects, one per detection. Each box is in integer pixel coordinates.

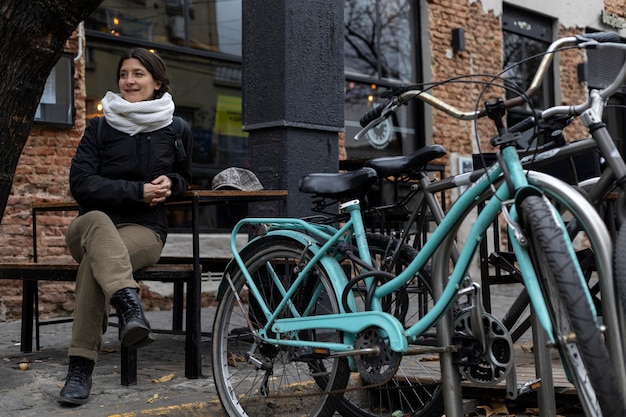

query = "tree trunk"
[{"left": 0, "top": 0, "right": 102, "bottom": 221}]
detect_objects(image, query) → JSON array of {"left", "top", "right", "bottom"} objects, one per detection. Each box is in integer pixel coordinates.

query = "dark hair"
[{"left": 116, "top": 48, "right": 171, "bottom": 99}]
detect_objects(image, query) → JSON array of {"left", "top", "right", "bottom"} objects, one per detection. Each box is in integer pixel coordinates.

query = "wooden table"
[{"left": 29, "top": 189, "right": 288, "bottom": 378}]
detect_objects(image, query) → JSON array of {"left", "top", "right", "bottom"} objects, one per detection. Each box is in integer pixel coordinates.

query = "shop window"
[
  {"left": 85, "top": 0, "right": 241, "bottom": 56},
  {"left": 344, "top": 0, "right": 414, "bottom": 81},
  {"left": 343, "top": 0, "right": 423, "bottom": 160},
  {"left": 502, "top": 6, "right": 554, "bottom": 130},
  {"left": 34, "top": 53, "right": 75, "bottom": 128}
]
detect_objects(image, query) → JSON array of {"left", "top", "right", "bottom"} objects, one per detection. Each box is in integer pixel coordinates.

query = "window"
[
  {"left": 34, "top": 54, "right": 75, "bottom": 127},
  {"left": 502, "top": 6, "right": 554, "bottom": 129},
  {"left": 85, "top": 0, "right": 242, "bottom": 56},
  {"left": 344, "top": 0, "right": 414, "bottom": 81},
  {"left": 343, "top": 0, "right": 423, "bottom": 161}
]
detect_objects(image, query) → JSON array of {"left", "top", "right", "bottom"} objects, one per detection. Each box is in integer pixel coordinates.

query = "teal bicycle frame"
[{"left": 227, "top": 145, "right": 593, "bottom": 353}]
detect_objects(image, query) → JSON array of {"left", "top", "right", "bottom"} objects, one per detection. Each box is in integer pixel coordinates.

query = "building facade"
[{"left": 1, "top": 0, "right": 625, "bottom": 319}]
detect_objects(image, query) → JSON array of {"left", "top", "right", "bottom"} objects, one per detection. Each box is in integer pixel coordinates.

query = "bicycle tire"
[
  {"left": 338, "top": 233, "right": 444, "bottom": 417},
  {"left": 495, "top": 205, "right": 604, "bottom": 346},
  {"left": 519, "top": 195, "right": 625, "bottom": 417},
  {"left": 212, "top": 236, "right": 349, "bottom": 417}
]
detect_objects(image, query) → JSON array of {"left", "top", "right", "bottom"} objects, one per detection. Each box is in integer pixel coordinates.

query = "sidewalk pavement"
[
  {"left": 0, "top": 308, "right": 226, "bottom": 417},
  {"left": 0, "top": 289, "right": 578, "bottom": 417}
]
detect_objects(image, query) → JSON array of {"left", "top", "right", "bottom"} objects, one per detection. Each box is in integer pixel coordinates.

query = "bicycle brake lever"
[
  {"left": 501, "top": 203, "right": 528, "bottom": 247},
  {"left": 355, "top": 102, "right": 398, "bottom": 141}
]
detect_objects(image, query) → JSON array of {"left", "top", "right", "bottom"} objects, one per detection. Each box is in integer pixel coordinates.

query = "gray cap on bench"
[{"left": 212, "top": 167, "right": 264, "bottom": 191}]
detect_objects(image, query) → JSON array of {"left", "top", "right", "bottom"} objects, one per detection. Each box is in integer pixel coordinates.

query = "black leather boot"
[
  {"left": 58, "top": 356, "right": 94, "bottom": 405},
  {"left": 110, "top": 288, "right": 155, "bottom": 348}
]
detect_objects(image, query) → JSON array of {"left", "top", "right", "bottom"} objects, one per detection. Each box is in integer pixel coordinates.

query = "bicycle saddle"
[
  {"left": 365, "top": 145, "right": 446, "bottom": 178},
  {"left": 299, "top": 167, "right": 378, "bottom": 200}
]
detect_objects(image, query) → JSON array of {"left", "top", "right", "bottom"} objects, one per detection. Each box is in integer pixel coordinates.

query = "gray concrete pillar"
[{"left": 242, "top": 0, "right": 344, "bottom": 218}]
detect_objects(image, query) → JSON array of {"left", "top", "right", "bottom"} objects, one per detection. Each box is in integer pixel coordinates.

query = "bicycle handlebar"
[{"left": 355, "top": 32, "right": 624, "bottom": 141}]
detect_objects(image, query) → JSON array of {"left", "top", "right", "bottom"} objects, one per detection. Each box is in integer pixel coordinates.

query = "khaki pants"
[{"left": 65, "top": 211, "right": 163, "bottom": 361}]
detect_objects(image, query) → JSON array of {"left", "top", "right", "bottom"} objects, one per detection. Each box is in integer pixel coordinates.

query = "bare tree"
[
  {"left": 0, "top": 0, "right": 103, "bottom": 221},
  {"left": 344, "top": 0, "right": 412, "bottom": 82}
]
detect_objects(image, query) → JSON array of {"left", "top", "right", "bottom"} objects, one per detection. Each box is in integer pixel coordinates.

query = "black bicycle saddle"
[
  {"left": 299, "top": 167, "right": 378, "bottom": 200},
  {"left": 365, "top": 145, "right": 446, "bottom": 178}
]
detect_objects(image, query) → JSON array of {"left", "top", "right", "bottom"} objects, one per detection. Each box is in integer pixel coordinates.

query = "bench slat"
[{"left": 0, "top": 263, "right": 194, "bottom": 282}]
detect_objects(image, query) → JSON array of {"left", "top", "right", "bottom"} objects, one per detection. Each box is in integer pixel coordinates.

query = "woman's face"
[{"left": 118, "top": 58, "right": 162, "bottom": 102}]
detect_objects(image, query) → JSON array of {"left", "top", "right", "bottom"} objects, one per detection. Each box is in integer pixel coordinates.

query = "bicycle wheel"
[
  {"left": 212, "top": 236, "right": 349, "bottom": 417},
  {"left": 519, "top": 195, "right": 625, "bottom": 417},
  {"left": 338, "top": 233, "right": 444, "bottom": 417}
]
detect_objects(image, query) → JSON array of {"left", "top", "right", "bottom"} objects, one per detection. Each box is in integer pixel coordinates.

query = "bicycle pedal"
[
  {"left": 292, "top": 346, "right": 331, "bottom": 361},
  {"left": 517, "top": 378, "right": 542, "bottom": 396}
]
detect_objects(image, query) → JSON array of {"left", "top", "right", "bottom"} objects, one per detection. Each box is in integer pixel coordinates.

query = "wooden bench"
[
  {"left": 24, "top": 191, "right": 286, "bottom": 385},
  {"left": 0, "top": 262, "right": 195, "bottom": 386}
]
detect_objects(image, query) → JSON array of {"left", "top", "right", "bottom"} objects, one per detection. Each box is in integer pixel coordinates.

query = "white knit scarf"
[{"left": 101, "top": 91, "right": 175, "bottom": 136}]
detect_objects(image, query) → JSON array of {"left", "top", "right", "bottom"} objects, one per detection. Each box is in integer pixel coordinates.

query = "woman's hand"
[{"left": 144, "top": 175, "right": 172, "bottom": 206}]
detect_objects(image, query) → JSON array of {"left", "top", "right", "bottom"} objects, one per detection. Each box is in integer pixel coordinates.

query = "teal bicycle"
[{"left": 212, "top": 32, "right": 626, "bottom": 417}]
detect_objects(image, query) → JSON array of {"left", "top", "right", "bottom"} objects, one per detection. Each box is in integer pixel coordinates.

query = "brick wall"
[{"left": 426, "top": 0, "right": 504, "bottom": 164}]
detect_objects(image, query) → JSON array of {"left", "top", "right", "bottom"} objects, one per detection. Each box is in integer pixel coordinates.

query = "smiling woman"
[{"left": 58, "top": 47, "right": 193, "bottom": 406}]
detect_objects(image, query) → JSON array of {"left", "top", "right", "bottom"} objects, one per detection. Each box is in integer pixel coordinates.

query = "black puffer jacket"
[{"left": 69, "top": 117, "right": 193, "bottom": 243}]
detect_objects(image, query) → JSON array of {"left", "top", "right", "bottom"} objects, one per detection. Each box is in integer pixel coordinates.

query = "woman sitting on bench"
[{"left": 58, "top": 48, "right": 193, "bottom": 406}]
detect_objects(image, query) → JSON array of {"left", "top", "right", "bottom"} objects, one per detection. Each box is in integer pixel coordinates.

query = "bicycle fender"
[
  {"left": 513, "top": 184, "right": 543, "bottom": 207},
  {"left": 217, "top": 231, "right": 358, "bottom": 312}
]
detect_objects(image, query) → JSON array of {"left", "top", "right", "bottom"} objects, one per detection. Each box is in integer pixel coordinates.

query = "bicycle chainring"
[
  {"left": 354, "top": 326, "right": 402, "bottom": 385},
  {"left": 453, "top": 312, "right": 514, "bottom": 385}
]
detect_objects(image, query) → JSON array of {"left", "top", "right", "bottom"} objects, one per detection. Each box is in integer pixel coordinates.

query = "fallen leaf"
[
  {"left": 477, "top": 398, "right": 509, "bottom": 416},
  {"left": 146, "top": 393, "right": 159, "bottom": 403},
  {"left": 520, "top": 344, "right": 533, "bottom": 353},
  {"left": 476, "top": 405, "right": 492, "bottom": 416},
  {"left": 152, "top": 373, "right": 175, "bottom": 383},
  {"left": 490, "top": 398, "right": 509, "bottom": 414},
  {"left": 227, "top": 351, "right": 245, "bottom": 367}
]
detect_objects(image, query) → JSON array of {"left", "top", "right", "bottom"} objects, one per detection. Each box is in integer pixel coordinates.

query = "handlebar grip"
[
  {"left": 508, "top": 115, "right": 537, "bottom": 134},
  {"left": 578, "top": 31, "right": 621, "bottom": 43},
  {"left": 359, "top": 105, "right": 384, "bottom": 127}
]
